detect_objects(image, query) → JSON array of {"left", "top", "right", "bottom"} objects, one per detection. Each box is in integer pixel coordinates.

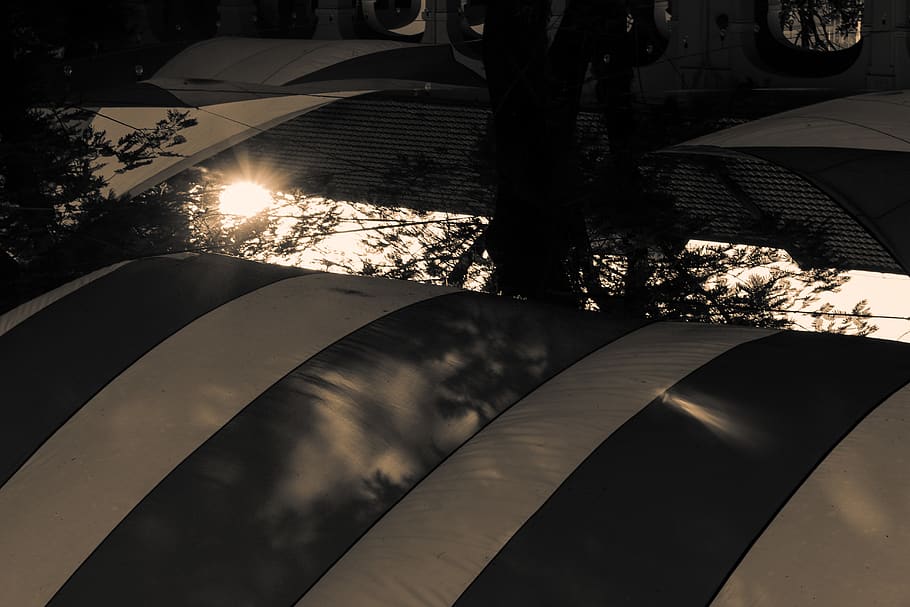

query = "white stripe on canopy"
[
  {"left": 712, "top": 381, "right": 910, "bottom": 607},
  {"left": 684, "top": 91, "right": 910, "bottom": 153},
  {"left": 0, "top": 272, "right": 452, "bottom": 607},
  {"left": 93, "top": 91, "right": 368, "bottom": 197},
  {"left": 297, "top": 322, "right": 775, "bottom": 607}
]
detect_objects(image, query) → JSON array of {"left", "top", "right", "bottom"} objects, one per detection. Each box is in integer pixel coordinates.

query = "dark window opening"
[{"left": 629, "top": 1, "right": 670, "bottom": 67}]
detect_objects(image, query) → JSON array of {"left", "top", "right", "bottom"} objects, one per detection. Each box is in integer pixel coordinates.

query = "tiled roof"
[
  {"left": 204, "top": 94, "right": 608, "bottom": 217},
  {"left": 204, "top": 95, "right": 901, "bottom": 273},
  {"left": 640, "top": 150, "right": 903, "bottom": 273}
]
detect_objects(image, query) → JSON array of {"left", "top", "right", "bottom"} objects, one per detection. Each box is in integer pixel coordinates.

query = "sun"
[{"left": 219, "top": 182, "right": 273, "bottom": 217}]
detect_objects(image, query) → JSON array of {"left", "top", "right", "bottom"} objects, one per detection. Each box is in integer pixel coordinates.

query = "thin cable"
[
  {"left": 76, "top": 107, "right": 150, "bottom": 133},
  {"left": 774, "top": 113, "right": 910, "bottom": 148},
  {"left": 160, "top": 87, "right": 365, "bottom": 101},
  {"left": 192, "top": 105, "right": 399, "bottom": 180},
  {"left": 85, "top": 106, "right": 402, "bottom": 186},
  {"left": 308, "top": 216, "right": 476, "bottom": 236},
  {"left": 752, "top": 306, "right": 910, "bottom": 322},
  {"left": 209, "top": 212, "right": 477, "bottom": 236}
]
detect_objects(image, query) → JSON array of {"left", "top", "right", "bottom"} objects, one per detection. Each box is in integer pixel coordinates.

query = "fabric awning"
[
  {"left": 656, "top": 91, "right": 910, "bottom": 275},
  {"left": 79, "top": 38, "right": 486, "bottom": 198},
  {"left": 1, "top": 254, "right": 908, "bottom": 606}
]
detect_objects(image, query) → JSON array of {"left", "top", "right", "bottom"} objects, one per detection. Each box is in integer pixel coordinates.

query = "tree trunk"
[{"left": 481, "top": 0, "right": 622, "bottom": 303}]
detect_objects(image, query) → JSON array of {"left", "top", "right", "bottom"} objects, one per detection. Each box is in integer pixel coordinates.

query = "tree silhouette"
[
  {"left": 335, "top": 174, "right": 877, "bottom": 334},
  {"left": 779, "top": 0, "right": 863, "bottom": 50},
  {"left": 0, "top": 0, "right": 879, "bottom": 337},
  {"left": 0, "top": 97, "right": 207, "bottom": 307},
  {"left": 341, "top": 0, "right": 877, "bottom": 334}
]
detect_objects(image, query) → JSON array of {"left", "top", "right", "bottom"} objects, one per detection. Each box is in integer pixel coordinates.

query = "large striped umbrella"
[{"left": 2, "top": 254, "right": 908, "bottom": 606}]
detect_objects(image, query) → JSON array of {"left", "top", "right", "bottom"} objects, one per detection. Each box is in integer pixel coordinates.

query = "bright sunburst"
[{"left": 219, "top": 182, "right": 273, "bottom": 217}]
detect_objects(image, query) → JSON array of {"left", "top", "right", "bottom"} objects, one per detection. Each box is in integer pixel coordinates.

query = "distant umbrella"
[
  {"left": 75, "top": 38, "right": 485, "bottom": 199},
  {"left": 648, "top": 91, "right": 910, "bottom": 276}
]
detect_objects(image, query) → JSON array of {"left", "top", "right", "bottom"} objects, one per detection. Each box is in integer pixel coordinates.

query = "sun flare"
[{"left": 219, "top": 182, "right": 273, "bottom": 217}]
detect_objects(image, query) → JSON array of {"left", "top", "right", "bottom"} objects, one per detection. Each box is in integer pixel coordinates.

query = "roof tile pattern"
[
  {"left": 641, "top": 151, "right": 902, "bottom": 273},
  {"left": 207, "top": 96, "right": 494, "bottom": 215},
  {"left": 205, "top": 95, "right": 608, "bottom": 217},
  {"left": 206, "top": 96, "right": 898, "bottom": 272}
]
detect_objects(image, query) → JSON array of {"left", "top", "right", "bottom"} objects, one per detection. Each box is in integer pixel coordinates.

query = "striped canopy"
[
  {"left": 82, "top": 38, "right": 485, "bottom": 198},
  {"left": 1, "top": 253, "right": 908, "bottom": 606},
  {"left": 661, "top": 90, "right": 910, "bottom": 275}
]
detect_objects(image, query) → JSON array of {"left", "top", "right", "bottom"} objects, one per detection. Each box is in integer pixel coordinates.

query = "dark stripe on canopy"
[
  {"left": 287, "top": 44, "right": 487, "bottom": 88},
  {"left": 732, "top": 146, "right": 910, "bottom": 274},
  {"left": 0, "top": 254, "right": 306, "bottom": 487},
  {"left": 77, "top": 82, "right": 192, "bottom": 108},
  {"left": 49, "top": 292, "right": 643, "bottom": 607},
  {"left": 455, "top": 331, "right": 910, "bottom": 607}
]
